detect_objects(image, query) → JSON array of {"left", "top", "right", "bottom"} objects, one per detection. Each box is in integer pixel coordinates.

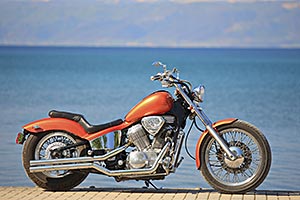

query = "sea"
[{"left": 0, "top": 46, "right": 299, "bottom": 191}]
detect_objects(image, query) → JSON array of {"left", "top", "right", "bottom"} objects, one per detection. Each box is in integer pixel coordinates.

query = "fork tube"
[{"left": 175, "top": 85, "right": 236, "bottom": 160}]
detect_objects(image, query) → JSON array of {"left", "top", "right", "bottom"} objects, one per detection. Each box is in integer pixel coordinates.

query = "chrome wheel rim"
[
  {"left": 205, "top": 128, "right": 262, "bottom": 186},
  {"left": 34, "top": 132, "right": 79, "bottom": 178}
]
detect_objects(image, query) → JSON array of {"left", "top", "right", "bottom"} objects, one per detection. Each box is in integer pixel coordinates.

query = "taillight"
[{"left": 16, "top": 132, "right": 25, "bottom": 145}]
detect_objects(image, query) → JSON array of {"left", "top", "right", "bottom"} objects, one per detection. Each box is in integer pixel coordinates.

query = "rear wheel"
[
  {"left": 23, "top": 131, "right": 90, "bottom": 191},
  {"left": 200, "top": 120, "right": 271, "bottom": 193}
]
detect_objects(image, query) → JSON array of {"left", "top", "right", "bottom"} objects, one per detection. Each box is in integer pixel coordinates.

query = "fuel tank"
[{"left": 125, "top": 91, "right": 174, "bottom": 123}]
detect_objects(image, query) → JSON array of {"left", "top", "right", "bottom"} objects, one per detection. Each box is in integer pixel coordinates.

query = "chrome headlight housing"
[{"left": 193, "top": 85, "right": 205, "bottom": 103}]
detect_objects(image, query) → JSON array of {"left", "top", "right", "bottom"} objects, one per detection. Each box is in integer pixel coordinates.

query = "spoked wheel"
[
  {"left": 200, "top": 120, "right": 271, "bottom": 194},
  {"left": 23, "top": 131, "right": 90, "bottom": 191}
]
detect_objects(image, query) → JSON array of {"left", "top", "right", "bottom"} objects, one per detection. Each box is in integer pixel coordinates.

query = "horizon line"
[{"left": 1, "top": 44, "right": 300, "bottom": 50}]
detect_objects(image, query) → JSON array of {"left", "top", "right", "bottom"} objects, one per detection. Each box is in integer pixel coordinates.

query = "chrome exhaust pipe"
[
  {"left": 30, "top": 144, "right": 128, "bottom": 167},
  {"left": 30, "top": 143, "right": 170, "bottom": 177}
]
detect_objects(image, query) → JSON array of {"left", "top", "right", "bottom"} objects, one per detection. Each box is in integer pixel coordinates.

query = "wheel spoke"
[
  {"left": 229, "top": 131, "right": 235, "bottom": 141},
  {"left": 233, "top": 173, "right": 240, "bottom": 183},
  {"left": 224, "top": 172, "right": 230, "bottom": 182}
]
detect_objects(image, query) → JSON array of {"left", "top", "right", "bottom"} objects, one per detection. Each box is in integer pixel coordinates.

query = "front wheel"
[
  {"left": 200, "top": 120, "right": 271, "bottom": 193},
  {"left": 23, "top": 131, "right": 90, "bottom": 191}
]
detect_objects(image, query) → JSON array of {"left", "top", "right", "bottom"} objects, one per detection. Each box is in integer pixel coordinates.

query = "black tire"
[
  {"left": 22, "top": 131, "right": 90, "bottom": 191},
  {"left": 200, "top": 120, "right": 271, "bottom": 194}
]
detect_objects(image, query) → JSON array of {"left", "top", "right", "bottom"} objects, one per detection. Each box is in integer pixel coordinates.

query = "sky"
[{"left": 0, "top": 0, "right": 299, "bottom": 48}]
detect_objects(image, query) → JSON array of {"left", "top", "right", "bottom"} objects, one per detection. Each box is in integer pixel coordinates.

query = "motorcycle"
[{"left": 16, "top": 61, "right": 271, "bottom": 193}]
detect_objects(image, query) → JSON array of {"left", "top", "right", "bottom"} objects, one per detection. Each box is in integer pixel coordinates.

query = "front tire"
[
  {"left": 200, "top": 120, "right": 271, "bottom": 193},
  {"left": 22, "top": 131, "right": 90, "bottom": 191}
]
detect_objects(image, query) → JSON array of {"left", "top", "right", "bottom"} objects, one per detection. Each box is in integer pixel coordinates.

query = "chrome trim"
[
  {"left": 141, "top": 116, "right": 165, "bottom": 136},
  {"left": 29, "top": 143, "right": 170, "bottom": 177},
  {"left": 30, "top": 144, "right": 128, "bottom": 166},
  {"left": 224, "top": 146, "right": 245, "bottom": 168},
  {"left": 193, "top": 84, "right": 205, "bottom": 103},
  {"left": 152, "top": 61, "right": 167, "bottom": 71}
]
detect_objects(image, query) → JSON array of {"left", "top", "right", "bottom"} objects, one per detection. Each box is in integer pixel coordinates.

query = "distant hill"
[{"left": 0, "top": 0, "right": 299, "bottom": 48}]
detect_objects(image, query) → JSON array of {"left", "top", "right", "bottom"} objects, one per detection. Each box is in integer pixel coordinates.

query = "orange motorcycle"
[{"left": 16, "top": 61, "right": 271, "bottom": 193}]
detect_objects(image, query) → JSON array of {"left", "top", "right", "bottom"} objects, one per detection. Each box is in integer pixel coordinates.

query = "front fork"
[{"left": 176, "top": 86, "right": 237, "bottom": 161}]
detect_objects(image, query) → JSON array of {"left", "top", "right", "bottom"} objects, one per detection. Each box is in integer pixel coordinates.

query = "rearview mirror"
[
  {"left": 152, "top": 61, "right": 163, "bottom": 67},
  {"left": 152, "top": 61, "right": 167, "bottom": 71}
]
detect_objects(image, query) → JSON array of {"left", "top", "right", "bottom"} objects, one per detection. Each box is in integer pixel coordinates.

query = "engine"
[{"left": 126, "top": 115, "right": 175, "bottom": 169}]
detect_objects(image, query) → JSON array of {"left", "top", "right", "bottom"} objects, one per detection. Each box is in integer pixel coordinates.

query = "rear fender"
[
  {"left": 195, "top": 118, "right": 238, "bottom": 169},
  {"left": 23, "top": 118, "right": 89, "bottom": 138}
]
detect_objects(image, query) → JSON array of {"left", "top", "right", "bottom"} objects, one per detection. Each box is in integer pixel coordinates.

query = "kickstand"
[{"left": 144, "top": 180, "right": 161, "bottom": 190}]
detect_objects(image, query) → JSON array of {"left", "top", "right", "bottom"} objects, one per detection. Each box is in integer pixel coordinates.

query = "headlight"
[{"left": 193, "top": 85, "right": 205, "bottom": 102}]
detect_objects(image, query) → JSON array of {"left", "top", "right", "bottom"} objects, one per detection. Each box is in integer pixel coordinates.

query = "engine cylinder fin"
[{"left": 127, "top": 124, "right": 150, "bottom": 151}]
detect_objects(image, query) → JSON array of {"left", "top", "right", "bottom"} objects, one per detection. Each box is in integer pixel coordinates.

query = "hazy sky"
[{"left": 0, "top": 0, "right": 299, "bottom": 47}]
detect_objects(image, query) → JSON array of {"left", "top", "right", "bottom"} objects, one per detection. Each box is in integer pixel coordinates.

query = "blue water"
[{"left": 0, "top": 46, "right": 299, "bottom": 191}]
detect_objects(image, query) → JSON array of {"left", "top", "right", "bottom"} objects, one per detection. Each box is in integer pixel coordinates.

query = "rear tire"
[
  {"left": 200, "top": 120, "right": 271, "bottom": 193},
  {"left": 22, "top": 131, "right": 90, "bottom": 191}
]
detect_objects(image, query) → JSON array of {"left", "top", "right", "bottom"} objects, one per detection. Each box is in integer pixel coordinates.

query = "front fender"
[
  {"left": 195, "top": 118, "right": 238, "bottom": 169},
  {"left": 23, "top": 117, "right": 89, "bottom": 138}
]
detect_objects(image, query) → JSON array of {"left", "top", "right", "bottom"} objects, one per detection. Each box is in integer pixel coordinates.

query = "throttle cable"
[{"left": 184, "top": 118, "right": 205, "bottom": 161}]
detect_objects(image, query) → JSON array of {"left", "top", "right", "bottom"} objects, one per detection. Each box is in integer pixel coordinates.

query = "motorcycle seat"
[{"left": 48, "top": 110, "right": 123, "bottom": 134}]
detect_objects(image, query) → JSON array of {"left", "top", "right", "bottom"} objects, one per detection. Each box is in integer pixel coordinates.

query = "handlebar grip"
[{"left": 150, "top": 75, "right": 161, "bottom": 81}]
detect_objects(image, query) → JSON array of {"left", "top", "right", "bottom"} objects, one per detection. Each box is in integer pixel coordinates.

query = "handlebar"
[
  {"left": 150, "top": 74, "right": 162, "bottom": 81},
  {"left": 150, "top": 61, "right": 192, "bottom": 92}
]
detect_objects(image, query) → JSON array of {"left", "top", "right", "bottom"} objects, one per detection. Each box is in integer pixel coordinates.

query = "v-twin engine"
[{"left": 126, "top": 124, "right": 158, "bottom": 169}]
